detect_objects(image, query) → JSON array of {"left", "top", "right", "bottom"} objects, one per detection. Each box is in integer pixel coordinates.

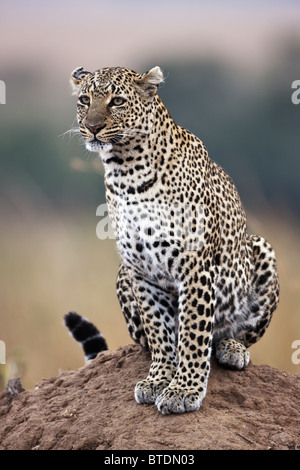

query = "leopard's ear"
[
  {"left": 135, "top": 66, "right": 164, "bottom": 97},
  {"left": 70, "top": 67, "right": 91, "bottom": 95}
]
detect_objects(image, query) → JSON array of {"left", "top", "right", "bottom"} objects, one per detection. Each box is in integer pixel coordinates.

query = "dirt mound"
[{"left": 0, "top": 344, "right": 299, "bottom": 450}]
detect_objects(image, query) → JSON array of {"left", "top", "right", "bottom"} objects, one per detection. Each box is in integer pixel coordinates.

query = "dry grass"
[{"left": 0, "top": 209, "right": 299, "bottom": 391}]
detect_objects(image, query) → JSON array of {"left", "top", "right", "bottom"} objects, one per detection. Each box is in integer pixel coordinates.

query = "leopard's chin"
[{"left": 86, "top": 140, "right": 113, "bottom": 153}]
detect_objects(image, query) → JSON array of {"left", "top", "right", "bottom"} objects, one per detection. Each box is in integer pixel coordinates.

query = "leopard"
[{"left": 69, "top": 65, "right": 279, "bottom": 414}]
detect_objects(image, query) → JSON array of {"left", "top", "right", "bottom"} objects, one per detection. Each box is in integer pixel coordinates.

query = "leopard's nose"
[{"left": 86, "top": 123, "right": 106, "bottom": 135}]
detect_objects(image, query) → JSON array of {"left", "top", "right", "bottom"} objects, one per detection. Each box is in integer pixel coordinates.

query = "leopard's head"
[{"left": 70, "top": 66, "right": 164, "bottom": 153}]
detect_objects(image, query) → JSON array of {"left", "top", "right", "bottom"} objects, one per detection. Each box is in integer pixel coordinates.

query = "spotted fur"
[{"left": 70, "top": 66, "right": 279, "bottom": 414}]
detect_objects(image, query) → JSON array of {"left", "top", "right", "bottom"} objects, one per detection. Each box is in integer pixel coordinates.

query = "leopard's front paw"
[
  {"left": 155, "top": 385, "right": 206, "bottom": 414},
  {"left": 135, "top": 379, "right": 170, "bottom": 405}
]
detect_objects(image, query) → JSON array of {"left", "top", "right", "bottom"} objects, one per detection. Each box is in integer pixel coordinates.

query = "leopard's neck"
[{"left": 99, "top": 96, "right": 208, "bottom": 200}]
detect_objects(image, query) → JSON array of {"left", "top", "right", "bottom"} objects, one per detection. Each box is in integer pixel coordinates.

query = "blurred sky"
[{"left": 2, "top": 0, "right": 300, "bottom": 80}]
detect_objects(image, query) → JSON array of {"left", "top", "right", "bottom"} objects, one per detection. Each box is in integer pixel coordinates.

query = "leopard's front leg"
[
  {"left": 129, "top": 272, "right": 178, "bottom": 405},
  {"left": 156, "top": 265, "right": 215, "bottom": 414}
]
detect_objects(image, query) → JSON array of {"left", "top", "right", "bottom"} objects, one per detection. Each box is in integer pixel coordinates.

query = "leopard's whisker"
[{"left": 59, "top": 127, "right": 81, "bottom": 139}]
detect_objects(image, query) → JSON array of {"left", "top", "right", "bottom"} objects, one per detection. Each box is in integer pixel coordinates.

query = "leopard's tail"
[{"left": 64, "top": 312, "right": 108, "bottom": 361}]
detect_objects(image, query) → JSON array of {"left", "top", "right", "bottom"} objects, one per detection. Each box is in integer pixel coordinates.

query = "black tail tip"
[
  {"left": 64, "top": 311, "right": 82, "bottom": 329},
  {"left": 64, "top": 311, "right": 108, "bottom": 360}
]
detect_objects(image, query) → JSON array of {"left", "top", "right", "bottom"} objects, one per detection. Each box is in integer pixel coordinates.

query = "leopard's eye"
[
  {"left": 110, "top": 97, "right": 126, "bottom": 107},
  {"left": 79, "top": 95, "right": 90, "bottom": 106}
]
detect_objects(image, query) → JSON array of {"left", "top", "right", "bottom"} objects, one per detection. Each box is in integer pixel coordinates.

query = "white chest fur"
[{"left": 110, "top": 196, "right": 177, "bottom": 286}]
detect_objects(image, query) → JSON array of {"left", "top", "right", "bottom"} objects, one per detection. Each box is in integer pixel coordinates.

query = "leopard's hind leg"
[{"left": 215, "top": 235, "right": 279, "bottom": 369}]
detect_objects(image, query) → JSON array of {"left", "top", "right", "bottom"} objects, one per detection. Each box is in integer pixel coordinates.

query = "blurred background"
[{"left": 0, "top": 0, "right": 299, "bottom": 390}]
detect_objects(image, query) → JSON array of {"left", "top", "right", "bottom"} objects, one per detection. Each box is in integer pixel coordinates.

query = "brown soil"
[{"left": 0, "top": 344, "right": 299, "bottom": 450}]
